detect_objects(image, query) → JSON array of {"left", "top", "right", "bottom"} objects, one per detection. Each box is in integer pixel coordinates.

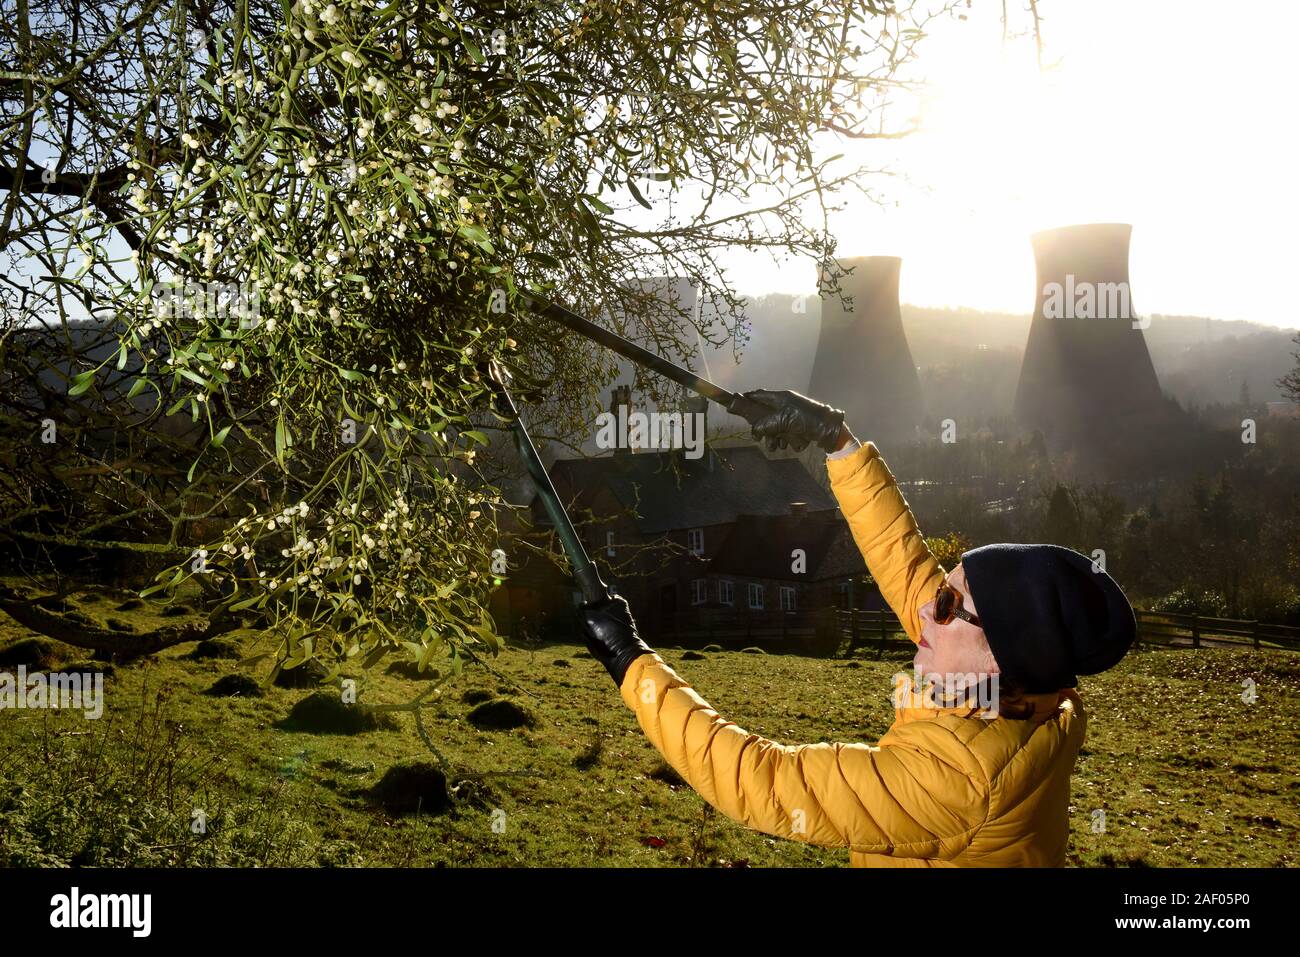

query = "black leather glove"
[
  {"left": 742, "top": 389, "right": 846, "bottom": 453},
  {"left": 580, "top": 592, "right": 654, "bottom": 687}
]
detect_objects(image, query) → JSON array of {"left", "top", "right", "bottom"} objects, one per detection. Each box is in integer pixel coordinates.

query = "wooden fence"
[
  {"left": 838, "top": 609, "right": 912, "bottom": 654},
  {"left": 652, "top": 607, "right": 838, "bottom": 655},
  {"left": 655, "top": 607, "right": 816, "bottom": 641},
  {"left": 656, "top": 607, "right": 914, "bottom": 656},
  {"left": 650, "top": 607, "right": 1300, "bottom": 656},
  {"left": 838, "top": 609, "right": 1300, "bottom": 653},
  {"left": 1133, "top": 611, "right": 1300, "bottom": 651}
]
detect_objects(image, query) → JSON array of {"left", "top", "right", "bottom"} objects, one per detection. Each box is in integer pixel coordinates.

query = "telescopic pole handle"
[{"left": 490, "top": 369, "right": 609, "bottom": 606}]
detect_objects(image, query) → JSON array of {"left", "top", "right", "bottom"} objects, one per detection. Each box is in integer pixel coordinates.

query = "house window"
[
  {"left": 748, "top": 582, "right": 765, "bottom": 610},
  {"left": 780, "top": 586, "right": 796, "bottom": 611},
  {"left": 719, "top": 580, "right": 734, "bottom": 606},
  {"left": 606, "top": 530, "right": 615, "bottom": 557},
  {"left": 690, "top": 579, "right": 708, "bottom": 606},
  {"left": 687, "top": 527, "right": 704, "bottom": 556}
]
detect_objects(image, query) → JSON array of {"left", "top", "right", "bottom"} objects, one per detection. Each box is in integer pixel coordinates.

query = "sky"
[
  {"left": 12, "top": 2, "right": 1296, "bottom": 331},
  {"left": 712, "top": 0, "right": 1300, "bottom": 329}
]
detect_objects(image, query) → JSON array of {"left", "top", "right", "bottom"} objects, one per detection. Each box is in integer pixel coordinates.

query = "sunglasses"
[{"left": 934, "top": 576, "right": 982, "bottom": 627}]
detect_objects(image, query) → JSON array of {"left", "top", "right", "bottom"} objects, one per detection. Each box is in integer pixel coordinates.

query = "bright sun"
[{"left": 726, "top": 1, "right": 1300, "bottom": 326}]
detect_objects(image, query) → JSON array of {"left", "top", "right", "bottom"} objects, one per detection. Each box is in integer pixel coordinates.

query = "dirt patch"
[
  {"left": 467, "top": 697, "right": 535, "bottom": 731},
  {"left": 0, "top": 637, "right": 58, "bottom": 669},
  {"left": 276, "top": 692, "right": 399, "bottom": 734},
  {"left": 190, "top": 637, "right": 244, "bottom": 660},
  {"left": 204, "top": 674, "right": 264, "bottom": 698},
  {"left": 385, "top": 659, "right": 441, "bottom": 681},
  {"left": 367, "top": 761, "right": 451, "bottom": 815}
]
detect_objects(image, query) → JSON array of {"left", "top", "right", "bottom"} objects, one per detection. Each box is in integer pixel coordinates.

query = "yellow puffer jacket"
[{"left": 618, "top": 441, "right": 1086, "bottom": 867}]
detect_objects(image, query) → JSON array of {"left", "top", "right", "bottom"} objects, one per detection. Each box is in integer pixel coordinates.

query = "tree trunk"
[{"left": 0, "top": 584, "right": 243, "bottom": 658}]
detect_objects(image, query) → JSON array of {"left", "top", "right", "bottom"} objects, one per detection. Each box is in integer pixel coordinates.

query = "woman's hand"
[
  {"left": 742, "top": 389, "right": 847, "bottom": 453},
  {"left": 579, "top": 593, "right": 655, "bottom": 687}
]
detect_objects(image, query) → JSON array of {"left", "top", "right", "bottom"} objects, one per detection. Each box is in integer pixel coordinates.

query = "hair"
[{"left": 983, "top": 674, "right": 1037, "bottom": 720}]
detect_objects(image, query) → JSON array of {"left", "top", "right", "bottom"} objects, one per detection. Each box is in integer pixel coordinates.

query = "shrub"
[{"left": 1148, "top": 588, "right": 1229, "bottom": 617}]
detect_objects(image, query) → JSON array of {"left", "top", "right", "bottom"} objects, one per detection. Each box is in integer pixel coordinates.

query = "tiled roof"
[
  {"left": 708, "top": 511, "right": 867, "bottom": 582},
  {"left": 547, "top": 445, "right": 836, "bottom": 533}
]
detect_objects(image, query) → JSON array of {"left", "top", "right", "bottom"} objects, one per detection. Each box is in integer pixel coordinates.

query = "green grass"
[{"left": 0, "top": 596, "right": 1296, "bottom": 867}]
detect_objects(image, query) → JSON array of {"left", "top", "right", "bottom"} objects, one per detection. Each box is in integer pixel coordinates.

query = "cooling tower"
[
  {"left": 1014, "top": 223, "right": 1164, "bottom": 441},
  {"left": 809, "top": 256, "right": 924, "bottom": 445}
]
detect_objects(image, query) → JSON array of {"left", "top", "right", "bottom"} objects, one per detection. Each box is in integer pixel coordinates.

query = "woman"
[{"left": 580, "top": 389, "right": 1136, "bottom": 867}]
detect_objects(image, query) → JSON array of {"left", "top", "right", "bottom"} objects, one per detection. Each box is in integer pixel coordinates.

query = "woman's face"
[{"left": 915, "top": 562, "right": 1000, "bottom": 681}]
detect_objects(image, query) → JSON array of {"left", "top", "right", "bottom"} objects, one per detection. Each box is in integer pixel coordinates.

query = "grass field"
[{"left": 1, "top": 594, "right": 1296, "bottom": 868}]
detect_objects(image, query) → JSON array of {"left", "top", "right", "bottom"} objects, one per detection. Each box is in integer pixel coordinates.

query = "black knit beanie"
[{"left": 960, "top": 543, "right": 1136, "bottom": 693}]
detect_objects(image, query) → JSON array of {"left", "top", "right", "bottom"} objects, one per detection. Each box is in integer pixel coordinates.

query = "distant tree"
[
  {"left": 1281, "top": 332, "right": 1300, "bottom": 404},
  {"left": 1025, "top": 429, "right": 1049, "bottom": 462},
  {"left": 1192, "top": 474, "right": 1255, "bottom": 618},
  {"left": 925, "top": 531, "right": 973, "bottom": 571},
  {"left": 1042, "top": 483, "right": 1082, "bottom": 548}
]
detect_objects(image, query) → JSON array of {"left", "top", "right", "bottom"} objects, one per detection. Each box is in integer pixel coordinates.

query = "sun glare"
[{"left": 726, "top": 2, "right": 1300, "bottom": 327}]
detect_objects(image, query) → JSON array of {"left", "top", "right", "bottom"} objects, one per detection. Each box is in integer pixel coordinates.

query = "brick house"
[{"left": 537, "top": 441, "right": 878, "bottom": 647}]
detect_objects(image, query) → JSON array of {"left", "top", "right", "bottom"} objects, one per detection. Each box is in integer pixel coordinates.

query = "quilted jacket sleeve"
[
  {"left": 825, "top": 441, "right": 946, "bottom": 644},
  {"left": 619, "top": 652, "right": 989, "bottom": 856}
]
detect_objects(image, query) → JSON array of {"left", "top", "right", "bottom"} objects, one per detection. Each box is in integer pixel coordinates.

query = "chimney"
[
  {"left": 610, "top": 384, "right": 633, "bottom": 455},
  {"left": 810, "top": 256, "right": 924, "bottom": 445},
  {"left": 682, "top": 393, "right": 711, "bottom": 471}
]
